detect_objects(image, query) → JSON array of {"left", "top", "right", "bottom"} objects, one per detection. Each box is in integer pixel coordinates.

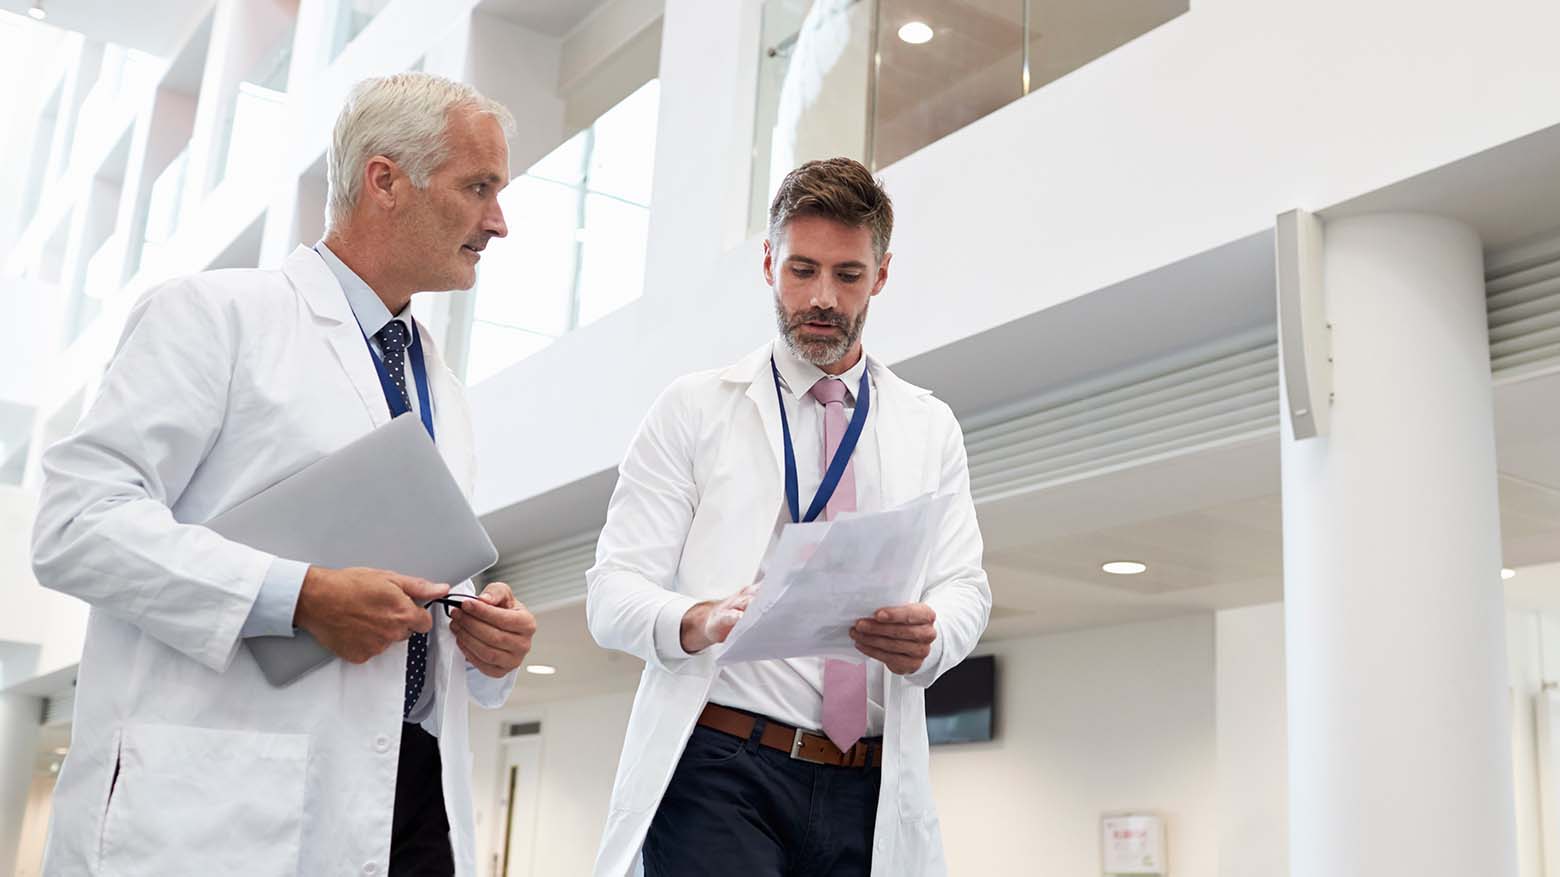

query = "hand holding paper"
[
  {"left": 679, "top": 584, "right": 760, "bottom": 653},
  {"left": 717, "top": 494, "right": 954, "bottom": 665},
  {"left": 849, "top": 602, "right": 938, "bottom": 674}
]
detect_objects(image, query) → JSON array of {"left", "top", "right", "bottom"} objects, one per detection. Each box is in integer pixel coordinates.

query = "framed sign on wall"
[{"left": 1101, "top": 812, "right": 1167, "bottom": 876}]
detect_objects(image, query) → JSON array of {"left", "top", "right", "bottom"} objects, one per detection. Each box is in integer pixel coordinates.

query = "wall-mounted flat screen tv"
[{"left": 925, "top": 654, "right": 995, "bottom": 745}]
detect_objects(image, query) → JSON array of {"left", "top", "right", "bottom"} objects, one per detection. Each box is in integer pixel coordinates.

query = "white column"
[
  {"left": 1282, "top": 212, "right": 1517, "bottom": 877},
  {"left": 641, "top": 0, "right": 762, "bottom": 299}
]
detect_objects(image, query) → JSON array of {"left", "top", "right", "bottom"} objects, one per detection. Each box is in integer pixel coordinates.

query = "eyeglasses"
[{"left": 423, "top": 595, "right": 479, "bottom": 617}]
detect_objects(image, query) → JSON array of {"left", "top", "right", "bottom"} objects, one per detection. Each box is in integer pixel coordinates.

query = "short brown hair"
[{"left": 767, "top": 157, "right": 894, "bottom": 261}]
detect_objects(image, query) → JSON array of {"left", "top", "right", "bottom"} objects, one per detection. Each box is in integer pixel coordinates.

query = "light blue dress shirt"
[{"left": 238, "top": 242, "right": 421, "bottom": 638}]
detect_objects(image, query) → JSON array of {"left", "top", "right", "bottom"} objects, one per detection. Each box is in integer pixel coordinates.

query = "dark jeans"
[
  {"left": 643, "top": 718, "right": 882, "bottom": 877},
  {"left": 390, "top": 723, "right": 454, "bottom": 877}
]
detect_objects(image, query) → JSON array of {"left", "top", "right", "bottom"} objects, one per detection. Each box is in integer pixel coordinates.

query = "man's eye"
[
  {"left": 838, "top": 273, "right": 862, "bottom": 283},
  {"left": 791, "top": 267, "right": 815, "bottom": 278}
]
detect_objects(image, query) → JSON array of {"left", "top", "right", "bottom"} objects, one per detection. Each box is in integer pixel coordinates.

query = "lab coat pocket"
[{"left": 98, "top": 723, "right": 310, "bottom": 877}]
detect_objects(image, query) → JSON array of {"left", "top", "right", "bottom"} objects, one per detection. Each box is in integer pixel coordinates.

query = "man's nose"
[{"left": 486, "top": 199, "right": 508, "bottom": 239}]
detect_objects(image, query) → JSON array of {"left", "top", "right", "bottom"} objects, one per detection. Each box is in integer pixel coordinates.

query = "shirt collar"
[
  {"left": 772, "top": 337, "right": 870, "bottom": 404},
  {"left": 314, "top": 241, "right": 409, "bottom": 338}
]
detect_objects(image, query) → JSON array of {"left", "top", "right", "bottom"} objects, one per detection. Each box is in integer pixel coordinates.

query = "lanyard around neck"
[
  {"left": 771, "top": 356, "right": 871, "bottom": 524},
  {"left": 359, "top": 317, "right": 436, "bottom": 442}
]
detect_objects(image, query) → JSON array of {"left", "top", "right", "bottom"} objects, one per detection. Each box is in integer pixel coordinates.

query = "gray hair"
[{"left": 325, "top": 72, "right": 516, "bottom": 231}]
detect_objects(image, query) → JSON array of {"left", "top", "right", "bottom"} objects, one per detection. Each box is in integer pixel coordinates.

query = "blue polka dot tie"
[{"left": 375, "top": 320, "right": 426, "bottom": 718}]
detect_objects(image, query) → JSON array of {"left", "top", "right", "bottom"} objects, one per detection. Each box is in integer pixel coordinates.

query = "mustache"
[{"left": 785, "top": 308, "right": 850, "bottom": 331}]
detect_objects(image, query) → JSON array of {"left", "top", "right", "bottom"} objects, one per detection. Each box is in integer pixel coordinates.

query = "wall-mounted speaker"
[{"left": 1275, "top": 209, "right": 1331, "bottom": 440}]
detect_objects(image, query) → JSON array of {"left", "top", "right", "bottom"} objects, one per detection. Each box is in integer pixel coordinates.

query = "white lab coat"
[
  {"left": 586, "top": 342, "right": 992, "bottom": 877},
  {"left": 30, "top": 245, "right": 516, "bottom": 877}
]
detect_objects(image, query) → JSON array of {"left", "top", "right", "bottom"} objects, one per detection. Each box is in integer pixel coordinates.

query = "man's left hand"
[
  {"left": 850, "top": 603, "right": 937, "bottom": 675},
  {"left": 449, "top": 582, "right": 537, "bottom": 678}
]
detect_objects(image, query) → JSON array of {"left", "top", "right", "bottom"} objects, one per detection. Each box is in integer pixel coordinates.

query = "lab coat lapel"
[{"left": 282, "top": 245, "right": 392, "bottom": 429}]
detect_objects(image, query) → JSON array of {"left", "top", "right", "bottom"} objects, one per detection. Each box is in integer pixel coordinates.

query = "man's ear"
[
  {"left": 762, "top": 238, "right": 776, "bottom": 287},
  {"left": 362, "top": 155, "right": 399, "bottom": 211},
  {"left": 870, "top": 251, "right": 892, "bottom": 298}
]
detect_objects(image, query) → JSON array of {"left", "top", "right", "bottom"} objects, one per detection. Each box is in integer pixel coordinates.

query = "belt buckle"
[{"left": 789, "top": 727, "right": 827, "bottom": 765}]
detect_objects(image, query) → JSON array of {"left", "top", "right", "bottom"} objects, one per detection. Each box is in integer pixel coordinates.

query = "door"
[{"left": 496, "top": 732, "right": 543, "bottom": 877}]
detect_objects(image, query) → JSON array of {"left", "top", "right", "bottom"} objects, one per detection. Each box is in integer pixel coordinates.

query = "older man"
[{"left": 31, "top": 73, "right": 535, "bottom": 876}]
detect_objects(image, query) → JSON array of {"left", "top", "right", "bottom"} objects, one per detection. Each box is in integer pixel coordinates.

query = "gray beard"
[{"left": 774, "top": 299, "right": 869, "bottom": 368}]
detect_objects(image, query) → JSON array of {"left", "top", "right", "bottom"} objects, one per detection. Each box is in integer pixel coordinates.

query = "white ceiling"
[
  {"left": 475, "top": 0, "right": 614, "bottom": 38},
  {"left": 1, "top": 0, "right": 216, "bottom": 56}
]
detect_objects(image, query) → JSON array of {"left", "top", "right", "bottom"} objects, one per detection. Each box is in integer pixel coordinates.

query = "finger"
[
  {"left": 873, "top": 603, "right": 936, "bottom": 625},
  {"left": 452, "top": 612, "right": 526, "bottom": 656},
  {"left": 456, "top": 640, "right": 509, "bottom": 677},
  {"left": 403, "top": 608, "right": 434, "bottom": 635},
  {"left": 480, "top": 581, "right": 516, "bottom": 608},
  {"left": 852, "top": 618, "right": 937, "bottom": 643},
  {"left": 395, "top": 577, "right": 451, "bottom": 602},
  {"left": 456, "top": 595, "right": 535, "bottom": 633},
  {"left": 454, "top": 625, "right": 510, "bottom": 667},
  {"left": 849, "top": 629, "right": 929, "bottom": 657},
  {"left": 853, "top": 643, "right": 920, "bottom": 674},
  {"left": 709, "top": 608, "right": 744, "bottom": 642}
]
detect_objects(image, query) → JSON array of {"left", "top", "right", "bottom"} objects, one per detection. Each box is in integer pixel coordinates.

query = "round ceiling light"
[
  {"left": 1502, "top": 568, "right": 1516, "bottom": 580},
  {"left": 898, "top": 21, "right": 933, "bottom": 45},
  {"left": 1102, "top": 561, "right": 1148, "bottom": 575},
  {"left": 526, "top": 664, "right": 557, "bottom": 675}
]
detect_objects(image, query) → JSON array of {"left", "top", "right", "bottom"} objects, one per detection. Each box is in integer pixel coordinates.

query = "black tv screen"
[{"left": 925, "top": 654, "right": 995, "bottom": 745}]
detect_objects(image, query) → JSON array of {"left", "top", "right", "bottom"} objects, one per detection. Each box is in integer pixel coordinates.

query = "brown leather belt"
[{"left": 697, "top": 703, "right": 882, "bottom": 768}]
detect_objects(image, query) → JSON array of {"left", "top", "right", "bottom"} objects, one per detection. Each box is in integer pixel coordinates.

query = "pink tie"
[{"left": 809, "top": 377, "right": 868, "bottom": 754}]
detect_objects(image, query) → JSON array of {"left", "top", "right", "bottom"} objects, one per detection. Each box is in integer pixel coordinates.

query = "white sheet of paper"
[{"left": 717, "top": 493, "right": 955, "bottom": 664}]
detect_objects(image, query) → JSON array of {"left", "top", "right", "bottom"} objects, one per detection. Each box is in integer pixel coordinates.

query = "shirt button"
[
  {"left": 363, "top": 863, "right": 378, "bottom": 875},
  {"left": 374, "top": 735, "right": 390, "bottom": 753}
]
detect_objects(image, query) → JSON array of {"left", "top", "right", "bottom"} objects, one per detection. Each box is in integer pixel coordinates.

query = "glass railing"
[
  {"left": 329, "top": 0, "right": 394, "bottom": 62},
  {"left": 464, "top": 80, "right": 660, "bottom": 384},
  {"left": 749, "top": 0, "right": 1188, "bottom": 234},
  {"left": 212, "top": 26, "right": 293, "bottom": 192},
  {"left": 218, "top": 83, "right": 286, "bottom": 187},
  {"left": 138, "top": 144, "right": 189, "bottom": 281},
  {"left": 83, "top": 232, "right": 126, "bottom": 301},
  {"left": 70, "top": 46, "right": 162, "bottom": 171}
]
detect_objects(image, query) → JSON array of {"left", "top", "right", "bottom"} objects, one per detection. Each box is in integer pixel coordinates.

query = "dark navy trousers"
[{"left": 643, "top": 718, "right": 882, "bottom": 876}]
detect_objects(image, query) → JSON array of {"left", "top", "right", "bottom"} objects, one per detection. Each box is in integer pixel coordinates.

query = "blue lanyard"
[
  {"left": 359, "top": 317, "right": 435, "bottom": 442},
  {"left": 771, "top": 356, "right": 870, "bottom": 523}
]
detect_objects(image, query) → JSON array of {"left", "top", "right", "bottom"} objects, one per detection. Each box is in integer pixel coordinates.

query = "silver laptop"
[{"left": 207, "top": 414, "right": 499, "bottom": 686}]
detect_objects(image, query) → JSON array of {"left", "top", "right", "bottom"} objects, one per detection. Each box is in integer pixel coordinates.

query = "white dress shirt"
[{"left": 653, "top": 339, "right": 890, "bottom": 735}]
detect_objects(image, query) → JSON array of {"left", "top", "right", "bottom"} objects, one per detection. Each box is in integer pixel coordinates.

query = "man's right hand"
[
  {"left": 293, "top": 566, "right": 450, "bottom": 664},
  {"left": 679, "top": 584, "right": 758, "bottom": 654}
]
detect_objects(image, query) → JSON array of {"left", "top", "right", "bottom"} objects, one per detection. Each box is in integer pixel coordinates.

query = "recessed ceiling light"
[
  {"left": 526, "top": 664, "right": 557, "bottom": 675},
  {"left": 1102, "top": 561, "right": 1148, "bottom": 575},
  {"left": 898, "top": 21, "right": 933, "bottom": 45},
  {"left": 27, "top": 3, "right": 47, "bottom": 21},
  {"left": 1502, "top": 568, "right": 1516, "bottom": 580}
]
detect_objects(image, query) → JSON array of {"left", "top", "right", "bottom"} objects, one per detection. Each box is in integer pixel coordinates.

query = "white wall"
[
  {"left": 464, "top": 11, "right": 566, "bottom": 173},
  {"left": 469, "top": 688, "right": 637, "bottom": 877},
  {"left": 933, "top": 615, "right": 1218, "bottom": 875},
  {"left": 1508, "top": 610, "right": 1560, "bottom": 877},
  {"left": 469, "top": 0, "right": 1560, "bottom": 519},
  {"left": 464, "top": 616, "right": 1224, "bottom": 876},
  {"left": 1216, "top": 603, "right": 1288, "bottom": 877}
]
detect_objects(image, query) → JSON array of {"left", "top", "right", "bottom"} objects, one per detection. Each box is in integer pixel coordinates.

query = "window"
[{"left": 464, "top": 79, "right": 660, "bottom": 384}]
